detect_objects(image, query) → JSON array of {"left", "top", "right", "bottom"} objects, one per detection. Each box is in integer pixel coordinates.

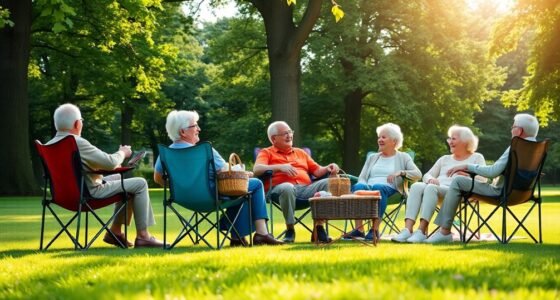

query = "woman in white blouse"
[
  {"left": 392, "top": 125, "right": 485, "bottom": 243},
  {"left": 344, "top": 123, "right": 422, "bottom": 241}
]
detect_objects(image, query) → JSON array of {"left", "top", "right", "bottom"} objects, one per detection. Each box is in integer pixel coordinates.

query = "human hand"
[
  {"left": 119, "top": 145, "right": 132, "bottom": 158},
  {"left": 455, "top": 171, "right": 470, "bottom": 177},
  {"left": 427, "top": 178, "right": 440, "bottom": 185},
  {"left": 327, "top": 163, "right": 339, "bottom": 175},
  {"left": 246, "top": 171, "right": 254, "bottom": 178},
  {"left": 387, "top": 171, "right": 403, "bottom": 184},
  {"left": 278, "top": 164, "right": 298, "bottom": 177},
  {"left": 446, "top": 165, "right": 467, "bottom": 177}
]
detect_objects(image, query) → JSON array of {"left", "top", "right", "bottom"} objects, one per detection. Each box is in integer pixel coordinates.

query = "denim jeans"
[
  {"left": 222, "top": 178, "right": 269, "bottom": 237},
  {"left": 351, "top": 182, "right": 398, "bottom": 219}
]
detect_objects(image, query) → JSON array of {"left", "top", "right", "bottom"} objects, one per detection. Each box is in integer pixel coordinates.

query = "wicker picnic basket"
[
  {"left": 310, "top": 195, "right": 379, "bottom": 220},
  {"left": 217, "top": 153, "right": 249, "bottom": 196},
  {"left": 327, "top": 171, "right": 351, "bottom": 196}
]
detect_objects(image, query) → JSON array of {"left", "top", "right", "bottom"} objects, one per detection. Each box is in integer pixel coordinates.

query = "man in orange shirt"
[{"left": 254, "top": 121, "right": 339, "bottom": 243}]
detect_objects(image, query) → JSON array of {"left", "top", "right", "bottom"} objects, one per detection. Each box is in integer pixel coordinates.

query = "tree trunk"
[
  {"left": 0, "top": 0, "right": 39, "bottom": 195},
  {"left": 121, "top": 102, "right": 134, "bottom": 146},
  {"left": 252, "top": 0, "right": 323, "bottom": 146},
  {"left": 342, "top": 89, "right": 364, "bottom": 174}
]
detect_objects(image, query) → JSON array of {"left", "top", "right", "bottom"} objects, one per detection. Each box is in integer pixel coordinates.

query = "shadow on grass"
[{"left": 5, "top": 242, "right": 559, "bottom": 299}]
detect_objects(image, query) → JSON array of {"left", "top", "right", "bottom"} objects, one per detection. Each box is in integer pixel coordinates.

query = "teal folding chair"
[
  {"left": 159, "top": 142, "right": 252, "bottom": 250},
  {"left": 346, "top": 151, "right": 416, "bottom": 236}
]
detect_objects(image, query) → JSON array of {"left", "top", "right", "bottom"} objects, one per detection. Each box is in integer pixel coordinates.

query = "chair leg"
[
  {"left": 85, "top": 211, "right": 89, "bottom": 248},
  {"left": 76, "top": 203, "right": 82, "bottom": 250},
  {"left": 538, "top": 201, "right": 542, "bottom": 243},
  {"left": 40, "top": 203, "right": 46, "bottom": 251},
  {"left": 164, "top": 199, "right": 168, "bottom": 250}
]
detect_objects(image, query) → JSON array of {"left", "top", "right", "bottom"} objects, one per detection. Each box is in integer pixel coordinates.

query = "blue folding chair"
[{"left": 158, "top": 142, "right": 252, "bottom": 249}]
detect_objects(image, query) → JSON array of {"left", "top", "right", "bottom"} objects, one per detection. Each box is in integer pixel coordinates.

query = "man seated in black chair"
[
  {"left": 426, "top": 113, "right": 539, "bottom": 243},
  {"left": 47, "top": 103, "right": 165, "bottom": 248},
  {"left": 253, "top": 121, "right": 339, "bottom": 243}
]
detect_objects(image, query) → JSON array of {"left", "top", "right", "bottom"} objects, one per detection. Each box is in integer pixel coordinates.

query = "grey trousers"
[
  {"left": 269, "top": 178, "right": 329, "bottom": 225},
  {"left": 434, "top": 176, "right": 500, "bottom": 229},
  {"left": 89, "top": 176, "right": 156, "bottom": 230},
  {"left": 405, "top": 182, "right": 447, "bottom": 223}
]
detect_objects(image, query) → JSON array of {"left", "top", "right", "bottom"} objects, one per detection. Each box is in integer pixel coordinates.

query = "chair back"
[
  {"left": 158, "top": 142, "right": 218, "bottom": 212},
  {"left": 503, "top": 137, "right": 549, "bottom": 205},
  {"left": 35, "top": 136, "right": 84, "bottom": 211}
]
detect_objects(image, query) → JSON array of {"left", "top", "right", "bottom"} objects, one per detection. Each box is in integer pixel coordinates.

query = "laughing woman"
[
  {"left": 344, "top": 123, "right": 422, "bottom": 241},
  {"left": 391, "top": 125, "right": 485, "bottom": 243}
]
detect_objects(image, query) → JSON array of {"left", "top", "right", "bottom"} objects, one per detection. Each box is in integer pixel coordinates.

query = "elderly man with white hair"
[
  {"left": 426, "top": 113, "right": 540, "bottom": 243},
  {"left": 153, "top": 110, "right": 284, "bottom": 246},
  {"left": 391, "top": 125, "right": 486, "bottom": 243},
  {"left": 253, "top": 121, "right": 340, "bottom": 243},
  {"left": 48, "top": 103, "right": 165, "bottom": 248}
]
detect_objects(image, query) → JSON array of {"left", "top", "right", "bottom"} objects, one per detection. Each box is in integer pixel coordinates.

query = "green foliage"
[
  {"left": 197, "top": 17, "right": 272, "bottom": 163},
  {"left": 1, "top": 192, "right": 560, "bottom": 298},
  {"left": 491, "top": 0, "right": 560, "bottom": 124},
  {"left": 303, "top": 0, "right": 502, "bottom": 168},
  {"left": 0, "top": 6, "right": 14, "bottom": 28},
  {"left": 28, "top": 1, "right": 194, "bottom": 153}
]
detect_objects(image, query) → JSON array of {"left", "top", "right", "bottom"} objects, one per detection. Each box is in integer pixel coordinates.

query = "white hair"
[
  {"left": 53, "top": 103, "right": 81, "bottom": 131},
  {"left": 448, "top": 125, "right": 479, "bottom": 153},
  {"left": 267, "top": 121, "right": 290, "bottom": 144},
  {"left": 376, "top": 123, "right": 403, "bottom": 150},
  {"left": 165, "top": 110, "right": 199, "bottom": 142},
  {"left": 514, "top": 113, "right": 539, "bottom": 138}
]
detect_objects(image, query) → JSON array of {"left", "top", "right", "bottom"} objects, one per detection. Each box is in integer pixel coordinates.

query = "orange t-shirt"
[{"left": 255, "top": 146, "right": 321, "bottom": 191}]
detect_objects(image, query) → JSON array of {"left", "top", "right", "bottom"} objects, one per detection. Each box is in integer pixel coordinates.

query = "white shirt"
[{"left": 367, "top": 155, "right": 397, "bottom": 187}]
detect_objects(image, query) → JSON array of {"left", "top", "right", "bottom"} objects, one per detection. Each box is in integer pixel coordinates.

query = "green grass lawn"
[{"left": 1, "top": 188, "right": 559, "bottom": 299}]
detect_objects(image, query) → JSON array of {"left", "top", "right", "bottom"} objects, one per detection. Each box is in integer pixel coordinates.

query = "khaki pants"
[{"left": 88, "top": 176, "right": 155, "bottom": 230}]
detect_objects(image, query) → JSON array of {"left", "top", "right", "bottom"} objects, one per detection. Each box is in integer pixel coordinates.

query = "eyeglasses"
[
  {"left": 511, "top": 125, "right": 522, "bottom": 130},
  {"left": 274, "top": 130, "right": 294, "bottom": 137},
  {"left": 187, "top": 124, "right": 199, "bottom": 129}
]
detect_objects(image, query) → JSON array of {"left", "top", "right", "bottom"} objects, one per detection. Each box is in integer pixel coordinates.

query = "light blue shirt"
[{"left": 467, "top": 137, "right": 536, "bottom": 188}]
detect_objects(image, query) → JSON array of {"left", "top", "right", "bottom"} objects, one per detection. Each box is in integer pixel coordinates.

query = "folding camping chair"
[
  {"left": 459, "top": 137, "right": 549, "bottom": 243},
  {"left": 35, "top": 135, "right": 133, "bottom": 250},
  {"left": 254, "top": 147, "right": 322, "bottom": 239},
  {"left": 159, "top": 142, "right": 252, "bottom": 249},
  {"left": 346, "top": 151, "right": 416, "bottom": 236}
]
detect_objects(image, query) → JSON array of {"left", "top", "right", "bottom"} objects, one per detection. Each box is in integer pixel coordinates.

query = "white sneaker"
[
  {"left": 406, "top": 229, "right": 427, "bottom": 243},
  {"left": 425, "top": 230, "right": 453, "bottom": 243},
  {"left": 391, "top": 228, "right": 412, "bottom": 243}
]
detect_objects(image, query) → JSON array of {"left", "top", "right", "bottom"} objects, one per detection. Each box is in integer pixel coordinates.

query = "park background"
[
  {"left": 1, "top": 0, "right": 559, "bottom": 195},
  {"left": 1, "top": 1, "right": 560, "bottom": 299}
]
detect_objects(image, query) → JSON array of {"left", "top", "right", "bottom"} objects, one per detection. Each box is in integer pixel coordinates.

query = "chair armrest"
[
  {"left": 341, "top": 174, "right": 359, "bottom": 185},
  {"left": 90, "top": 166, "right": 135, "bottom": 175},
  {"left": 257, "top": 170, "right": 273, "bottom": 181}
]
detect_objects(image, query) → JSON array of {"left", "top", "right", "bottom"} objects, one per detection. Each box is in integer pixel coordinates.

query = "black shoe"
[
  {"left": 230, "top": 237, "right": 248, "bottom": 247},
  {"left": 283, "top": 228, "right": 296, "bottom": 243},
  {"left": 254, "top": 233, "right": 285, "bottom": 246},
  {"left": 311, "top": 225, "right": 332, "bottom": 243}
]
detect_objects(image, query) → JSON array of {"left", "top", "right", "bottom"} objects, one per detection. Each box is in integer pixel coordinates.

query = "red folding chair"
[{"left": 35, "top": 135, "right": 133, "bottom": 250}]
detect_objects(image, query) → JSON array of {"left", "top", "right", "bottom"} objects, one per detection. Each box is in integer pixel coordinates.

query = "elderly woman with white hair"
[
  {"left": 344, "top": 123, "right": 422, "bottom": 241},
  {"left": 153, "top": 110, "right": 284, "bottom": 246},
  {"left": 391, "top": 125, "right": 485, "bottom": 243}
]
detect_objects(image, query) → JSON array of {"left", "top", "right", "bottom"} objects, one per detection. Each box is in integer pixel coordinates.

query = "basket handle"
[
  {"left": 330, "top": 169, "right": 347, "bottom": 178},
  {"left": 227, "top": 153, "right": 243, "bottom": 174}
]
